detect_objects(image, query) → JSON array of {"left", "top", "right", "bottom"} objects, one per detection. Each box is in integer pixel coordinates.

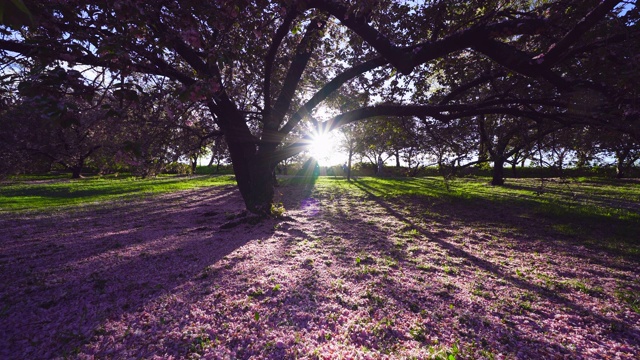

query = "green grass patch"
[
  {"left": 306, "top": 176, "right": 640, "bottom": 256},
  {"left": 0, "top": 174, "right": 236, "bottom": 212},
  {"left": 615, "top": 287, "right": 640, "bottom": 314}
]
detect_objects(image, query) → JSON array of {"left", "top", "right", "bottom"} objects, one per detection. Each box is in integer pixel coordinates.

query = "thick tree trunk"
[
  {"left": 70, "top": 158, "right": 84, "bottom": 179},
  {"left": 216, "top": 102, "right": 277, "bottom": 216},
  {"left": 71, "top": 166, "right": 82, "bottom": 179},
  {"left": 491, "top": 157, "right": 505, "bottom": 185},
  {"left": 228, "top": 146, "right": 276, "bottom": 215},
  {"left": 233, "top": 160, "right": 275, "bottom": 214}
]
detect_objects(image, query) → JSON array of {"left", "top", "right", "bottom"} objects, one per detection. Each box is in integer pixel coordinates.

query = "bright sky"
[{"left": 308, "top": 129, "right": 347, "bottom": 166}]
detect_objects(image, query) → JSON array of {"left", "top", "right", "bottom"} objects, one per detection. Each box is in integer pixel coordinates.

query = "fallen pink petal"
[{"left": 1, "top": 179, "right": 638, "bottom": 359}]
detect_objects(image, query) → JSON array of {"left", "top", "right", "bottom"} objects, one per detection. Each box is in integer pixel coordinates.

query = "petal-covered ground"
[{"left": 0, "top": 179, "right": 638, "bottom": 359}]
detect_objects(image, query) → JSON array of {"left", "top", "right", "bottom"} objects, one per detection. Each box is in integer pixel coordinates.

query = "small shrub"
[
  {"left": 270, "top": 202, "right": 286, "bottom": 217},
  {"left": 164, "top": 162, "right": 192, "bottom": 175}
]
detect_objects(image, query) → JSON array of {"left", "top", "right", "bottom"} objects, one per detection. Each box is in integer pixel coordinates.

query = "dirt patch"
[{"left": 0, "top": 183, "right": 638, "bottom": 359}]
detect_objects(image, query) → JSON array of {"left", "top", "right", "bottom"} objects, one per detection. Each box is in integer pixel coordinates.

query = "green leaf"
[
  {"left": 0, "top": 0, "right": 33, "bottom": 27},
  {"left": 254, "top": 311, "right": 260, "bottom": 321}
]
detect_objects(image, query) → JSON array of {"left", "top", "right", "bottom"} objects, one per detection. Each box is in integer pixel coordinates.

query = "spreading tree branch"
[
  {"left": 539, "top": 0, "right": 623, "bottom": 66},
  {"left": 263, "top": 10, "right": 299, "bottom": 117},
  {"left": 438, "top": 71, "right": 506, "bottom": 105},
  {"left": 278, "top": 56, "right": 389, "bottom": 136},
  {"left": 269, "top": 16, "right": 327, "bottom": 130}
]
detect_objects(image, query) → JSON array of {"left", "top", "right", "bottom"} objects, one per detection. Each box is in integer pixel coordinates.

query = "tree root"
[{"left": 219, "top": 210, "right": 294, "bottom": 229}]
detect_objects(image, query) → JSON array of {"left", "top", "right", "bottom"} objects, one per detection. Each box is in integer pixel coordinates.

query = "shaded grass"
[
  {"left": 0, "top": 174, "right": 236, "bottom": 212},
  {"left": 314, "top": 176, "right": 640, "bottom": 257}
]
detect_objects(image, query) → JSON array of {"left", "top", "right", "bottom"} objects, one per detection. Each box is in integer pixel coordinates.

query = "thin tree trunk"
[
  {"left": 615, "top": 149, "right": 630, "bottom": 179},
  {"left": 191, "top": 156, "right": 198, "bottom": 174},
  {"left": 347, "top": 148, "right": 353, "bottom": 181}
]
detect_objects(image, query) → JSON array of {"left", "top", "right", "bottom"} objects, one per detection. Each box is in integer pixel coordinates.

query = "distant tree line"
[
  {"left": 0, "top": 67, "right": 230, "bottom": 178},
  {"left": 337, "top": 115, "right": 639, "bottom": 183}
]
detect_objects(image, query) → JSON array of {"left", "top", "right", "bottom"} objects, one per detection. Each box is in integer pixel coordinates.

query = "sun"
[{"left": 308, "top": 129, "right": 341, "bottom": 165}]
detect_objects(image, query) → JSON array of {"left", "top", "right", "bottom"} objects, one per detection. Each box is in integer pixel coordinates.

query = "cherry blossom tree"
[{"left": 0, "top": 0, "right": 634, "bottom": 214}]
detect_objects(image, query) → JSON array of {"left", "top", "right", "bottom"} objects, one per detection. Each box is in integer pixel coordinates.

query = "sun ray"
[{"left": 308, "top": 128, "right": 341, "bottom": 165}]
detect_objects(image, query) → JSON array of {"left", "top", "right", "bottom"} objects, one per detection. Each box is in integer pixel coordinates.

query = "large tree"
[{"left": 0, "top": 0, "right": 635, "bottom": 214}]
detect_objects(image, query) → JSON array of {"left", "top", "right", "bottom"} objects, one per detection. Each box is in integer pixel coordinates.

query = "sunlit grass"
[
  {"left": 0, "top": 174, "right": 236, "bottom": 212},
  {"left": 313, "top": 176, "right": 640, "bottom": 256},
  {"left": 321, "top": 176, "right": 640, "bottom": 220}
]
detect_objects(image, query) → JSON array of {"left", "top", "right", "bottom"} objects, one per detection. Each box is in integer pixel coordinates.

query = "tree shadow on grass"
[
  {"left": 2, "top": 179, "right": 637, "bottom": 359},
  {"left": 0, "top": 185, "right": 277, "bottom": 359},
  {"left": 345, "top": 179, "right": 640, "bottom": 358}
]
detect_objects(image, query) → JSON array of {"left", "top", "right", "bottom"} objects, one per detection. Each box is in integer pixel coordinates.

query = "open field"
[
  {"left": 1, "top": 176, "right": 639, "bottom": 359},
  {"left": 0, "top": 174, "right": 237, "bottom": 212}
]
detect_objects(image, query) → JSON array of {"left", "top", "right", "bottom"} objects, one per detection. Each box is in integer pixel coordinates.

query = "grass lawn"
[
  {"left": 0, "top": 174, "right": 237, "bottom": 212},
  {"left": 0, "top": 175, "right": 638, "bottom": 359},
  {"left": 317, "top": 176, "right": 640, "bottom": 256}
]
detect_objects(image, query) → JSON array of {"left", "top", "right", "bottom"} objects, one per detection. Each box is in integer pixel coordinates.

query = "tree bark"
[
  {"left": 69, "top": 158, "right": 85, "bottom": 179},
  {"left": 191, "top": 156, "right": 198, "bottom": 174},
  {"left": 71, "top": 166, "right": 82, "bottom": 179},
  {"left": 615, "top": 149, "right": 630, "bottom": 179},
  {"left": 491, "top": 157, "right": 505, "bottom": 185},
  {"left": 228, "top": 150, "right": 276, "bottom": 215},
  {"left": 227, "top": 141, "right": 276, "bottom": 215},
  {"left": 214, "top": 101, "right": 276, "bottom": 216},
  {"left": 347, "top": 148, "right": 353, "bottom": 181}
]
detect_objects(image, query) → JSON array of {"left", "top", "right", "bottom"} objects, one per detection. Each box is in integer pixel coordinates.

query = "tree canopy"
[{"left": 1, "top": 0, "right": 638, "bottom": 214}]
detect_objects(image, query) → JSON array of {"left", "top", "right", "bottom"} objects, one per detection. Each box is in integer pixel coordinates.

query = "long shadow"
[
  {"left": 502, "top": 181, "right": 640, "bottom": 214},
  {"left": 357, "top": 177, "right": 640, "bottom": 262},
  {"left": 353, "top": 178, "right": 639, "bottom": 278},
  {"left": 2, "top": 179, "right": 636, "bottom": 358},
  {"left": 0, "top": 185, "right": 271, "bottom": 359},
  {"left": 349, "top": 179, "right": 639, "bottom": 353},
  {"left": 266, "top": 180, "right": 571, "bottom": 357},
  {"left": 0, "top": 177, "right": 203, "bottom": 199}
]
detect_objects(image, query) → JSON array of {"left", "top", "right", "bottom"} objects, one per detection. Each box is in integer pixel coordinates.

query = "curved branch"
[
  {"left": 306, "top": 0, "right": 413, "bottom": 73},
  {"left": 269, "top": 16, "right": 327, "bottom": 129},
  {"left": 472, "top": 39, "right": 570, "bottom": 90},
  {"left": 438, "top": 71, "right": 506, "bottom": 105},
  {"left": 278, "top": 56, "right": 389, "bottom": 136},
  {"left": 263, "top": 10, "right": 299, "bottom": 116},
  {"left": 273, "top": 100, "right": 565, "bottom": 163},
  {"left": 0, "top": 39, "right": 197, "bottom": 86},
  {"left": 540, "top": 0, "right": 623, "bottom": 66}
]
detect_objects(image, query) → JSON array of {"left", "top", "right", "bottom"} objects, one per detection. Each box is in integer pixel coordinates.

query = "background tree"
[
  {"left": 206, "top": 136, "right": 231, "bottom": 172},
  {"left": 0, "top": 66, "right": 113, "bottom": 178},
  {"left": 0, "top": 0, "right": 635, "bottom": 214}
]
